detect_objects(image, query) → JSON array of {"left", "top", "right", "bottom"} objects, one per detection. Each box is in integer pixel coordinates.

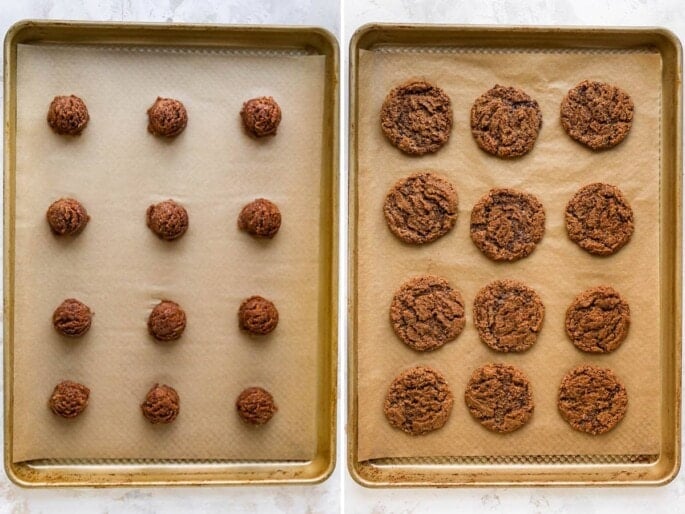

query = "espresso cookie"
[
  {"left": 148, "top": 300, "right": 187, "bottom": 341},
  {"left": 565, "top": 286, "right": 630, "bottom": 353},
  {"left": 238, "top": 296, "right": 278, "bottom": 335},
  {"left": 141, "top": 384, "right": 180, "bottom": 424},
  {"left": 465, "top": 363, "right": 534, "bottom": 433},
  {"left": 46, "top": 198, "right": 89, "bottom": 236},
  {"left": 47, "top": 95, "right": 89, "bottom": 135},
  {"left": 238, "top": 198, "right": 281, "bottom": 238},
  {"left": 53, "top": 298, "right": 92, "bottom": 337},
  {"left": 470, "top": 85, "right": 542, "bottom": 158},
  {"left": 49, "top": 380, "right": 90, "bottom": 418},
  {"left": 380, "top": 80, "right": 452, "bottom": 155},
  {"left": 470, "top": 188, "right": 545, "bottom": 261},
  {"left": 561, "top": 80, "right": 634, "bottom": 150},
  {"left": 236, "top": 387, "right": 277, "bottom": 425},
  {"left": 241, "top": 96, "right": 282, "bottom": 137},
  {"left": 384, "top": 365, "right": 453, "bottom": 435},
  {"left": 473, "top": 280, "right": 544, "bottom": 352},
  {"left": 147, "top": 97, "right": 188, "bottom": 137},
  {"left": 390, "top": 275, "right": 465, "bottom": 352},
  {"left": 146, "top": 200, "right": 189, "bottom": 241},
  {"left": 383, "top": 172, "right": 458, "bottom": 245},
  {"left": 565, "top": 183, "right": 634, "bottom": 256},
  {"left": 558, "top": 365, "right": 628, "bottom": 435}
]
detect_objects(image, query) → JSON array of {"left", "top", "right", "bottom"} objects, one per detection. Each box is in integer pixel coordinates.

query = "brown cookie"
[
  {"left": 565, "top": 183, "right": 634, "bottom": 256},
  {"left": 52, "top": 298, "right": 92, "bottom": 337},
  {"left": 465, "top": 363, "right": 534, "bottom": 433},
  {"left": 470, "top": 188, "right": 545, "bottom": 262},
  {"left": 560, "top": 80, "right": 634, "bottom": 150},
  {"left": 238, "top": 198, "right": 282, "bottom": 238},
  {"left": 146, "top": 199, "right": 189, "bottom": 241},
  {"left": 383, "top": 172, "right": 458, "bottom": 245},
  {"left": 389, "top": 275, "right": 465, "bottom": 352},
  {"left": 141, "top": 384, "right": 180, "bottom": 424},
  {"left": 565, "top": 286, "right": 630, "bottom": 353},
  {"left": 148, "top": 300, "right": 187, "bottom": 341},
  {"left": 473, "top": 279, "right": 544, "bottom": 352},
  {"left": 147, "top": 97, "right": 188, "bottom": 137},
  {"left": 470, "top": 85, "right": 542, "bottom": 158},
  {"left": 241, "top": 96, "right": 282, "bottom": 137},
  {"left": 384, "top": 365, "right": 453, "bottom": 435},
  {"left": 46, "top": 198, "right": 90, "bottom": 236},
  {"left": 238, "top": 296, "right": 278, "bottom": 335},
  {"left": 236, "top": 387, "right": 277, "bottom": 425},
  {"left": 558, "top": 365, "right": 628, "bottom": 435},
  {"left": 380, "top": 80, "right": 452, "bottom": 155},
  {"left": 47, "top": 95, "right": 89, "bottom": 135},
  {"left": 49, "top": 380, "right": 90, "bottom": 418}
]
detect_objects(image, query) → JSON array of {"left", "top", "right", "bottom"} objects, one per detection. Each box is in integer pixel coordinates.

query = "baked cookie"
[
  {"left": 53, "top": 298, "right": 92, "bottom": 337},
  {"left": 46, "top": 198, "right": 89, "bottom": 236},
  {"left": 384, "top": 365, "right": 453, "bottom": 435},
  {"left": 147, "top": 97, "right": 188, "bottom": 137},
  {"left": 146, "top": 200, "right": 189, "bottom": 241},
  {"left": 241, "top": 96, "right": 282, "bottom": 137},
  {"left": 236, "top": 387, "right": 277, "bottom": 425},
  {"left": 470, "top": 188, "right": 545, "bottom": 261},
  {"left": 238, "top": 198, "right": 281, "bottom": 238},
  {"left": 464, "top": 363, "right": 534, "bottom": 433},
  {"left": 473, "top": 279, "right": 544, "bottom": 352},
  {"left": 389, "top": 275, "right": 465, "bottom": 352},
  {"left": 470, "top": 85, "right": 542, "bottom": 158},
  {"left": 565, "top": 183, "right": 634, "bottom": 256},
  {"left": 565, "top": 286, "right": 630, "bottom": 353},
  {"left": 238, "top": 296, "right": 278, "bottom": 335},
  {"left": 141, "top": 384, "right": 180, "bottom": 424},
  {"left": 558, "top": 364, "right": 628, "bottom": 435},
  {"left": 47, "top": 95, "right": 89, "bottom": 135},
  {"left": 380, "top": 80, "right": 452, "bottom": 155},
  {"left": 560, "top": 80, "right": 634, "bottom": 150},
  {"left": 148, "top": 300, "right": 187, "bottom": 341},
  {"left": 49, "top": 380, "right": 90, "bottom": 418},
  {"left": 383, "top": 171, "right": 458, "bottom": 245}
]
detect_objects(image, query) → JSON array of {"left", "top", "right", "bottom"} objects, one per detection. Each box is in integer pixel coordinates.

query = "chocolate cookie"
[
  {"left": 148, "top": 300, "right": 187, "bottom": 341},
  {"left": 52, "top": 298, "right": 92, "bottom": 337},
  {"left": 470, "top": 188, "right": 545, "bottom": 262},
  {"left": 238, "top": 198, "right": 281, "bottom": 238},
  {"left": 383, "top": 172, "right": 458, "bottom": 245},
  {"left": 141, "top": 384, "right": 180, "bottom": 424},
  {"left": 473, "top": 279, "right": 544, "bottom": 352},
  {"left": 384, "top": 365, "right": 453, "bottom": 435},
  {"left": 146, "top": 200, "right": 189, "bottom": 241},
  {"left": 560, "top": 80, "right": 634, "bottom": 150},
  {"left": 236, "top": 387, "right": 277, "bottom": 425},
  {"left": 147, "top": 97, "right": 188, "bottom": 137},
  {"left": 380, "top": 80, "right": 452, "bottom": 155},
  {"left": 565, "top": 183, "right": 634, "bottom": 256},
  {"left": 47, "top": 95, "right": 89, "bottom": 135},
  {"left": 470, "top": 85, "right": 542, "bottom": 158},
  {"left": 389, "top": 275, "right": 465, "bottom": 352},
  {"left": 565, "top": 286, "right": 630, "bottom": 353},
  {"left": 241, "top": 96, "right": 281, "bottom": 137},
  {"left": 46, "top": 198, "right": 89, "bottom": 236},
  {"left": 49, "top": 380, "right": 90, "bottom": 418},
  {"left": 238, "top": 296, "right": 278, "bottom": 335},
  {"left": 558, "top": 364, "right": 628, "bottom": 435},
  {"left": 464, "top": 363, "right": 534, "bottom": 433}
]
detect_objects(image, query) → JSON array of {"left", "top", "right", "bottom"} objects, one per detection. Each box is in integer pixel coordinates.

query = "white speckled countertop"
[{"left": 1, "top": 0, "right": 683, "bottom": 512}]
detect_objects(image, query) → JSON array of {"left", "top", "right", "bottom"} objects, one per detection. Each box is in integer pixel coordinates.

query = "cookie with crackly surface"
[{"left": 565, "top": 286, "right": 629, "bottom": 353}]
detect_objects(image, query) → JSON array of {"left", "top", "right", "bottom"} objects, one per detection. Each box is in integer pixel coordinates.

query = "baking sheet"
[
  {"left": 356, "top": 48, "right": 662, "bottom": 461},
  {"left": 13, "top": 43, "right": 325, "bottom": 462}
]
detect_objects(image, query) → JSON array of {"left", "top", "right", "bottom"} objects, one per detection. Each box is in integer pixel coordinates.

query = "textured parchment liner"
[
  {"left": 356, "top": 48, "right": 662, "bottom": 461},
  {"left": 13, "top": 44, "right": 326, "bottom": 462}
]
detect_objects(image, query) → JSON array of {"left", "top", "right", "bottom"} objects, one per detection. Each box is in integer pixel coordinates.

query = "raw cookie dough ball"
[
  {"left": 146, "top": 200, "right": 189, "bottom": 241},
  {"left": 46, "top": 198, "right": 90, "bottom": 236},
  {"left": 148, "top": 300, "right": 187, "bottom": 341},
  {"left": 52, "top": 298, "right": 92, "bottom": 337},
  {"left": 240, "top": 96, "right": 282, "bottom": 137},
  {"left": 49, "top": 380, "right": 90, "bottom": 418},
  {"left": 236, "top": 387, "right": 277, "bottom": 425},
  {"left": 147, "top": 97, "right": 188, "bottom": 137},
  {"left": 238, "top": 198, "right": 282, "bottom": 238},
  {"left": 238, "top": 296, "right": 279, "bottom": 335},
  {"left": 141, "top": 384, "right": 180, "bottom": 424},
  {"left": 47, "top": 95, "right": 90, "bottom": 135}
]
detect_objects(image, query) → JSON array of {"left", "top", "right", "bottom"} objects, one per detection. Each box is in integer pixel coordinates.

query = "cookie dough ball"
[
  {"left": 49, "top": 380, "right": 90, "bottom": 418},
  {"left": 146, "top": 200, "right": 189, "bottom": 241},
  {"left": 566, "top": 286, "right": 630, "bottom": 353},
  {"left": 148, "top": 300, "right": 187, "bottom": 341},
  {"left": 236, "top": 387, "right": 277, "bottom": 425},
  {"left": 147, "top": 97, "right": 188, "bottom": 137},
  {"left": 238, "top": 198, "right": 282, "bottom": 238},
  {"left": 238, "top": 296, "right": 279, "bottom": 335},
  {"left": 46, "top": 198, "right": 90, "bottom": 236},
  {"left": 141, "top": 384, "right": 180, "bottom": 424},
  {"left": 241, "top": 96, "right": 282, "bottom": 137},
  {"left": 47, "top": 95, "right": 89, "bottom": 135},
  {"left": 52, "top": 298, "right": 92, "bottom": 337}
]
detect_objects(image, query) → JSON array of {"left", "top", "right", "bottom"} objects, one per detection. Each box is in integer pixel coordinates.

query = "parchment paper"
[
  {"left": 356, "top": 48, "right": 662, "bottom": 461},
  {"left": 13, "top": 44, "right": 326, "bottom": 462}
]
